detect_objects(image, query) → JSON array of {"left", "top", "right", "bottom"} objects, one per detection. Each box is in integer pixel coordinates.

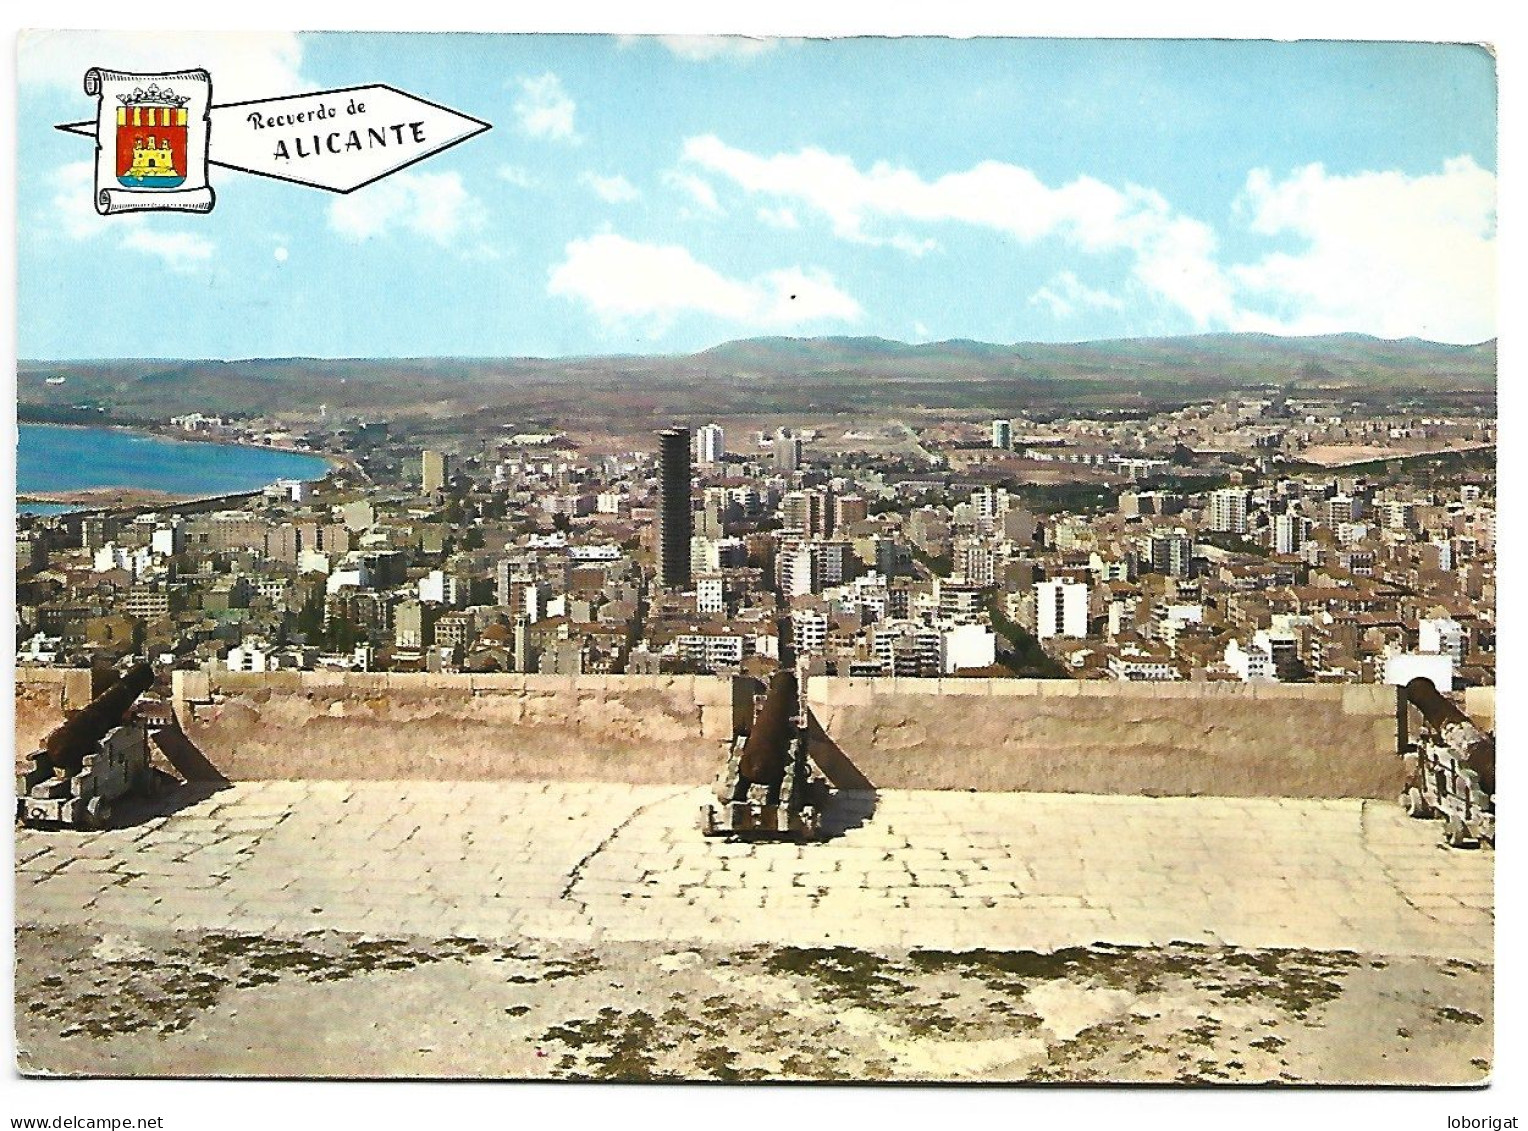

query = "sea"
[{"left": 16, "top": 424, "right": 331, "bottom": 515}]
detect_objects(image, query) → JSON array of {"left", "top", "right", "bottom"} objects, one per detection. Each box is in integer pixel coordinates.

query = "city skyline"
[{"left": 17, "top": 33, "right": 1496, "bottom": 360}]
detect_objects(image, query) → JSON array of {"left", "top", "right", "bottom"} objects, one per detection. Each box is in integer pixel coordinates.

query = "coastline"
[
  {"left": 16, "top": 423, "right": 342, "bottom": 515},
  {"left": 19, "top": 418, "right": 339, "bottom": 465},
  {"left": 17, "top": 486, "right": 189, "bottom": 509}
]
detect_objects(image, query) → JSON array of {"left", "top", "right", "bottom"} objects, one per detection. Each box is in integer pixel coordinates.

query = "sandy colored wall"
[
  {"left": 1464, "top": 686, "right": 1495, "bottom": 731},
  {"left": 806, "top": 675, "right": 1399, "bottom": 800},
  {"left": 806, "top": 678, "right": 1403, "bottom": 799},
  {"left": 17, "top": 669, "right": 1409, "bottom": 797},
  {"left": 13, "top": 668, "right": 94, "bottom": 767},
  {"left": 167, "top": 671, "right": 735, "bottom": 784}
]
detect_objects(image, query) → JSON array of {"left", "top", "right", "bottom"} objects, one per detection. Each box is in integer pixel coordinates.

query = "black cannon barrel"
[
  {"left": 738, "top": 669, "right": 798, "bottom": 787},
  {"left": 42, "top": 663, "right": 155, "bottom": 774},
  {"left": 1405, "top": 676, "right": 1495, "bottom": 796},
  {"left": 1404, "top": 676, "right": 1469, "bottom": 730}
]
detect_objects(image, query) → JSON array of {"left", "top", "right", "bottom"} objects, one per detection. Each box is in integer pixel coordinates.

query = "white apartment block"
[
  {"left": 792, "top": 609, "right": 829, "bottom": 655},
  {"left": 1275, "top": 513, "right": 1312, "bottom": 555},
  {"left": 1035, "top": 578, "right": 1088, "bottom": 640},
  {"left": 941, "top": 623, "right": 996, "bottom": 673},
  {"left": 1419, "top": 616, "right": 1466, "bottom": 660},
  {"left": 697, "top": 575, "right": 726, "bottom": 615},
  {"left": 872, "top": 620, "right": 943, "bottom": 676},
  {"left": 418, "top": 569, "right": 461, "bottom": 607},
  {"left": 675, "top": 631, "right": 749, "bottom": 671},
  {"left": 697, "top": 423, "right": 725, "bottom": 465},
  {"left": 1208, "top": 488, "right": 1250, "bottom": 535}
]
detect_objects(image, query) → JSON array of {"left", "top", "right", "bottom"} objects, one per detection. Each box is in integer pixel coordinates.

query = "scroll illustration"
[
  {"left": 84, "top": 67, "right": 215, "bottom": 216},
  {"left": 64, "top": 71, "right": 490, "bottom": 209}
]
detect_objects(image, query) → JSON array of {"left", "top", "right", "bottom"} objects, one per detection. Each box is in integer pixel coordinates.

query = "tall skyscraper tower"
[
  {"left": 992, "top": 419, "right": 1012, "bottom": 450},
  {"left": 657, "top": 428, "right": 693, "bottom": 588}
]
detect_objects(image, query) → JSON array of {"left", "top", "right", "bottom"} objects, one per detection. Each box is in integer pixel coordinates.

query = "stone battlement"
[{"left": 13, "top": 669, "right": 1419, "bottom": 798}]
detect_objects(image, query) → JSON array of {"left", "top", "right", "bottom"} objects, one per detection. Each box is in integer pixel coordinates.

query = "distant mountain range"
[
  {"left": 692, "top": 332, "right": 1496, "bottom": 381},
  {"left": 18, "top": 332, "right": 1496, "bottom": 424}
]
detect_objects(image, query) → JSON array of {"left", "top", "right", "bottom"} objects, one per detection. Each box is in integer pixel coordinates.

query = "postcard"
[{"left": 11, "top": 24, "right": 1500, "bottom": 1108}]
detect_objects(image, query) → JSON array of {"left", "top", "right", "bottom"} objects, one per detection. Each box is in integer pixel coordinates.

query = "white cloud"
[
  {"left": 47, "top": 160, "right": 215, "bottom": 272},
  {"left": 756, "top": 267, "right": 864, "bottom": 326},
  {"left": 274, "top": 246, "right": 289, "bottom": 263},
  {"left": 512, "top": 73, "right": 578, "bottom": 143},
  {"left": 547, "top": 233, "right": 861, "bottom": 335},
  {"left": 19, "top": 30, "right": 308, "bottom": 102},
  {"left": 1029, "top": 271, "right": 1125, "bottom": 320},
  {"left": 883, "top": 232, "right": 939, "bottom": 257},
  {"left": 681, "top": 135, "right": 1224, "bottom": 317},
  {"left": 654, "top": 36, "right": 781, "bottom": 61},
  {"left": 683, "top": 135, "right": 1496, "bottom": 342},
  {"left": 50, "top": 161, "right": 102, "bottom": 241},
  {"left": 581, "top": 172, "right": 640, "bottom": 203},
  {"left": 497, "top": 165, "right": 535, "bottom": 188},
  {"left": 1228, "top": 157, "right": 1496, "bottom": 344},
  {"left": 757, "top": 206, "right": 799, "bottom": 230},
  {"left": 665, "top": 171, "right": 724, "bottom": 215},
  {"left": 119, "top": 227, "right": 216, "bottom": 268},
  {"left": 328, "top": 171, "right": 487, "bottom": 246}
]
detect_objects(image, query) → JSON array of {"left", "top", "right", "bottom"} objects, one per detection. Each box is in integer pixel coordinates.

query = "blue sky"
[{"left": 17, "top": 32, "right": 1497, "bottom": 359}]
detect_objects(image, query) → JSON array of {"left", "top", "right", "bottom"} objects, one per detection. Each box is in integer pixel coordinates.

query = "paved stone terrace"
[{"left": 14, "top": 783, "right": 1493, "bottom": 961}]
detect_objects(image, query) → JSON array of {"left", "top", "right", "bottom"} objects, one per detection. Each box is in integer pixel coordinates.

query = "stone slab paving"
[{"left": 14, "top": 782, "right": 1493, "bottom": 961}]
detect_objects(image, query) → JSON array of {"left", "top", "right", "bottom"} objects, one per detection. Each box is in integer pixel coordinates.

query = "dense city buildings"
[{"left": 13, "top": 370, "right": 1496, "bottom": 693}]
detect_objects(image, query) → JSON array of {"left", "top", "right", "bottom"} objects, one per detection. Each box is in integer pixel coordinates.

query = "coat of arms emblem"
[
  {"left": 114, "top": 83, "right": 190, "bottom": 189},
  {"left": 83, "top": 67, "right": 214, "bottom": 215}
]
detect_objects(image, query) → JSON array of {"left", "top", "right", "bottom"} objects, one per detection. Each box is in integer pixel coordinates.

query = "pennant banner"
[{"left": 61, "top": 77, "right": 491, "bottom": 212}]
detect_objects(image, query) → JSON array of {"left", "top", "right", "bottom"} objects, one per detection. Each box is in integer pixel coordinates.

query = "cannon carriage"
[
  {"left": 702, "top": 668, "right": 828, "bottom": 842},
  {"left": 1398, "top": 676, "right": 1495, "bottom": 849},
  {"left": 16, "top": 663, "right": 158, "bottom": 830}
]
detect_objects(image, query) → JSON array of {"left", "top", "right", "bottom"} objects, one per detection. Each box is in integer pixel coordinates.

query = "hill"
[{"left": 17, "top": 333, "right": 1496, "bottom": 425}]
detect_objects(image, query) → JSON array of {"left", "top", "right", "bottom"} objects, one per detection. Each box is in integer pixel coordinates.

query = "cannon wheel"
[
  {"left": 1444, "top": 815, "right": 1473, "bottom": 849},
  {"left": 1401, "top": 786, "right": 1433, "bottom": 819},
  {"left": 84, "top": 796, "right": 112, "bottom": 831}
]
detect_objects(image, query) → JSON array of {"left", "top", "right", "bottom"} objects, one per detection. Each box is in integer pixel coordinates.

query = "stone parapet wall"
[
  {"left": 15, "top": 669, "right": 1413, "bottom": 797},
  {"left": 806, "top": 678, "right": 1402, "bottom": 799},
  {"left": 167, "top": 670, "right": 736, "bottom": 784},
  {"left": 13, "top": 668, "right": 94, "bottom": 762},
  {"left": 1464, "top": 686, "right": 1495, "bottom": 731}
]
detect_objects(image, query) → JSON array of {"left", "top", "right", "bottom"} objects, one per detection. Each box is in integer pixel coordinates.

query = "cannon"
[
  {"left": 1398, "top": 676, "right": 1494, "bottom": 848},
  {"left": 702, "top": 667, "right": 827, "bottom": 841},
  {"left": 17, "top": 663, "right": 157, "bottom": 829}
]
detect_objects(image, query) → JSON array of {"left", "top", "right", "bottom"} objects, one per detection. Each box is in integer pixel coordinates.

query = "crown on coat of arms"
[{"left": 116, "top": 83, "right": 191, "bottom": 108}]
